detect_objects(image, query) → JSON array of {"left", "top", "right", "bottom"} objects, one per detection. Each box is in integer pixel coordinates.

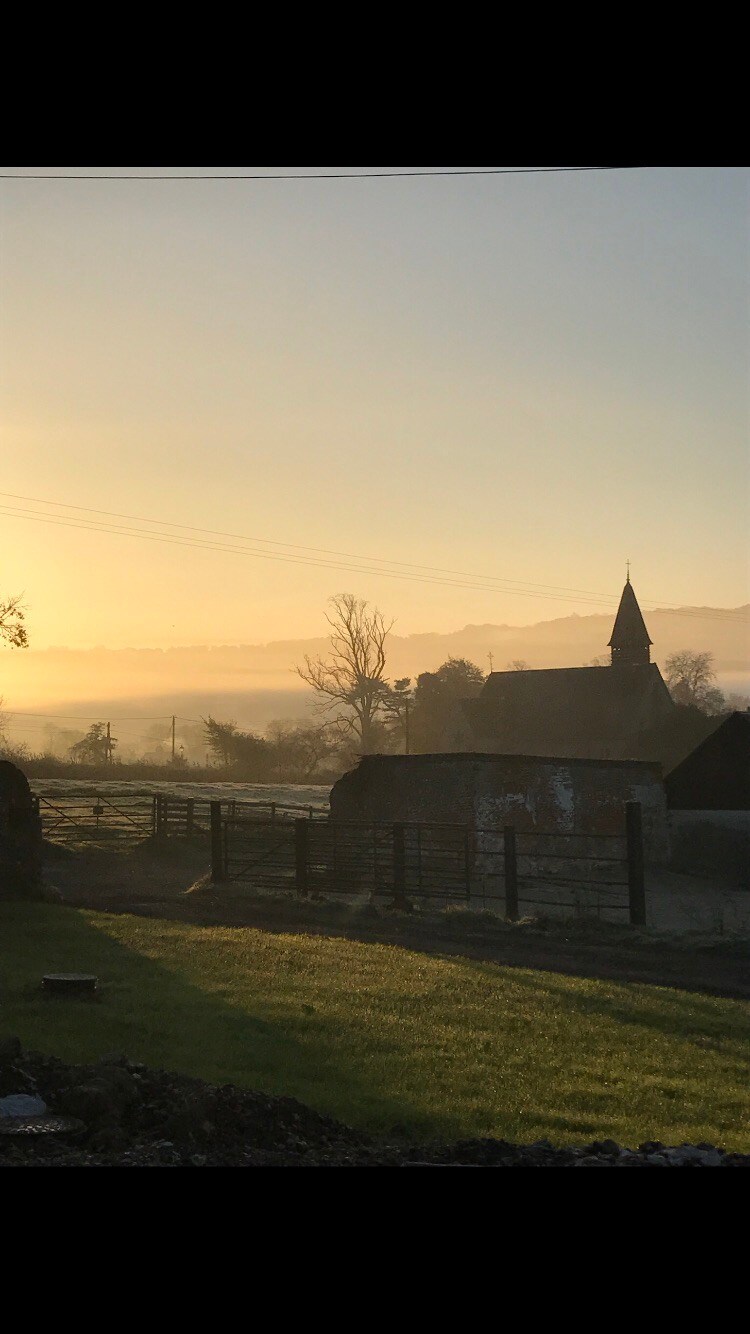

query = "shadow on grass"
[
  {"left": 0, "top": 902, "right": 436, "bottom": 1137},
  {"left": 3, "top": 901, "right": 749, "bottom": 1148},
  {"left": 472, "top": 961, "right": 750, "bottom": 1055},
  {"left": 89, "top": 888, "right": 750, "bottom": 1002}
]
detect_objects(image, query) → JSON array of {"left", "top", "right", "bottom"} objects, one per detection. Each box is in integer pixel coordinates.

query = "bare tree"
[
  {"left": 202, "top": 716, "right": 271, "bottom": 777},
  {"left": 506, "top": 659, "right": 529, "bottom": 671},
  {"left": 265, "top": 719, "right": 344, "bottom": 780},
  {"left": 296, "top": 594, "right": 394, "bottom": 753},
  {"left": 664, "top": 650, "right": 726, "bottom": 715},
  {"left": 0, "top": 594, "right": 28, "bottom": 649}
]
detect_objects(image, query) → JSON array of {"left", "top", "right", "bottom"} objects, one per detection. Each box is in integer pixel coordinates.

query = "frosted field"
[{"left": 30, "top": 779, "right": 331, "bottom": 811}]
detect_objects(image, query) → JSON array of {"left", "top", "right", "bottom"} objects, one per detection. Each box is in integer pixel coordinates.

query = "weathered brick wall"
[{"left": 330, "top": 753, "right": 669, "bottom": 861}]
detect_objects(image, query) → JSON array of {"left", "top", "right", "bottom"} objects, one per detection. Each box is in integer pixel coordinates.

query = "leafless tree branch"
[
  {"left": 295, "top": 593, "right": 394, "bottom": 752},
  {"left": 0, "top": 594, "right": 28, "bottom": 649}
]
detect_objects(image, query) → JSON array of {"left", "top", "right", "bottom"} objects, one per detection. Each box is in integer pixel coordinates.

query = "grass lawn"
[{"left": 2, "top": 903, "right": 749, "bottom": 1149}]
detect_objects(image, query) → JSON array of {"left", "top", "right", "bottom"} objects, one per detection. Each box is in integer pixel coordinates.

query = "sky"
[{"left": 0, "top": 165, "right": 747, "bottom": 652}]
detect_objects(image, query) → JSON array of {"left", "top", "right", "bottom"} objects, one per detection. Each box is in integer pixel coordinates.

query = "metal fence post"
[
  {"left": 295, "top": 819, "right": 309, "bottom": 897},
  {"left": 210, "top": 801, "right": 225, "bottom": 882},
  {"left": 626, "top": 801, "right": 646, "bottom": 926},
  {"left": 393, "top": 823, "right": 407, "bottom": 909},
  {"left": 464, "top": 826, "right": 472, "bottom": 901},
  {"left": 504, "top": 826, "right": 519, "bottom": 922}
]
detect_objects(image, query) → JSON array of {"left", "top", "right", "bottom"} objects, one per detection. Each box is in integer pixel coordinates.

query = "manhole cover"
[
  {"left": 42, "top": 974, "right": 98, "bottom": 996},
  {"left": 0, "top": 1114, "right": 86, "bottom": 1138}
]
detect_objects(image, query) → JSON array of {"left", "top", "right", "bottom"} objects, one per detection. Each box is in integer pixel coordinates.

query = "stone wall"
[
  {"left": 0, "top": 761, "right": 43, "bottom": 898},
  {"left": 330, "top": 753, "right": 669, "bottom": 862}
]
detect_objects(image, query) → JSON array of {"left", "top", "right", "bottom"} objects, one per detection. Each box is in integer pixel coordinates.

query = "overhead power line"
[
  {"left": 3, "top": 722, "right": 187, "bottom": 742},
  {"left": 0, "top": 490, "right": 641, "bottom": 603},
  {"left": 2, "top": 491, "right": 746, "bottom": 618},
  {"left": 0, "top": 166, "right": 638, "bottom": 181},
  {"left": 0, "top": 498, "right": 745, "bottom": 625},
  {"left": 6, "top": 712, "right": 201, "bottom": 722}
]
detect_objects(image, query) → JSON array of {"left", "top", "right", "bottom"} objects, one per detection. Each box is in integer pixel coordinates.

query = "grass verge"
[{"left": 2, "top": 903, "right": 748, "bottom": 1148}]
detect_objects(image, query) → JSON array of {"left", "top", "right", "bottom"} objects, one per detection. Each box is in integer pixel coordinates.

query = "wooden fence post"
[
  {"left": 295, "top": 819, "right": 309, "bottom": 897},
  {"left": 393, "top": 823, "right": 407, "bottom": 909},
  {"left": 626, "top": 801, "right": 646, "bottom": 926},
  {"left": 210, "top": 801, "right": 225, "bottom": 882},
  {"left": 504, "top": 826, "right": 519, "bottom": 922}
]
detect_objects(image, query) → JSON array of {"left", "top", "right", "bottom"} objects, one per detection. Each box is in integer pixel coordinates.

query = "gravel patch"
[{"left": 1, "top": 1039, "right": 747, "bottom": 1167}]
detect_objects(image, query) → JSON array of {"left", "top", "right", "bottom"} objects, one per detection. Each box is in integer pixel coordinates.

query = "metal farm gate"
[
  {"left": 34, "top": 790, "right": 317, "bottom": 850},
  {"left": 216, "top": 805, "right": 322, "bottom": 892},
  {"left": 35, "top": 792, "right": 156, "bottom": 846},
  {"left": 217, "top": 805, "right": 647, "bottom": 924}
]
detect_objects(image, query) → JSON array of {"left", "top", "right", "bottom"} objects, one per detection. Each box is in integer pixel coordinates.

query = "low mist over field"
[{"left": 2, "top": 603, "right": 747, "bottom": 753}]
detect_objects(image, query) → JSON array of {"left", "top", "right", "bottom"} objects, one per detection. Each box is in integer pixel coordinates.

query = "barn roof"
[{"left": 665, "top": 711, "right": 750, "bottom": 810}]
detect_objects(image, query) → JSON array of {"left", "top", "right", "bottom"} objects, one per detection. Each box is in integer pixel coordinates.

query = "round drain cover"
[
  {"left": 42, "top": 974, "right": 98, "bottom": 996},
  {"left": 0, "top": 1114, "right": 86, "bottom": 1138}
]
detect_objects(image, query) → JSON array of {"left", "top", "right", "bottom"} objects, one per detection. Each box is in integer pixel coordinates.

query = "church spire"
[{"left": 608, "top": 573, "right": 652, "bottom": 667}]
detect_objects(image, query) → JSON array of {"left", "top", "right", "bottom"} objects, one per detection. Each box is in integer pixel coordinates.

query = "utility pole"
[
  {"left": 171, "top": 715, "right": 176, "bottom": 764},
  {"left": 106, "top": 721, "right": 112, "bottom": 764}
]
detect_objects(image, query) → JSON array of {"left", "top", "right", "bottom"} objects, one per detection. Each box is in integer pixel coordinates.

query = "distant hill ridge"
[{"left": 3, "top": 605, "right": 748, "bottom": 737}]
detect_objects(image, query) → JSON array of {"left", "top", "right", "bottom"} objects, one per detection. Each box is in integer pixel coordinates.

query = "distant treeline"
[
  {"left": 2, "top": 651, "right": 745, "bottom": 782},
  {"left": 1, "top": 659, "right": 491, "bottom": 783},
  {"left": 2, "top": 757, "right": 250, "bottom": 784}
]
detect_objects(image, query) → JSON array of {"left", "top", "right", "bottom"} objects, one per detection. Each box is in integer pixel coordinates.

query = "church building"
[{"left": 443, "top": 575, "right": 675, "bottom": 761}]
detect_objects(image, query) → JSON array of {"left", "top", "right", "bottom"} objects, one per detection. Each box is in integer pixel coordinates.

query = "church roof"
[
  {"left": 608, "top": 579, "right": 652, "bottom": 648},
  {"left": 457, "top": 663, "right": 673, "bottom": 760}
]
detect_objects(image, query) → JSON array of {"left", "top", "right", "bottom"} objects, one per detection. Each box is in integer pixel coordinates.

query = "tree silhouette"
[
  {"left": 296, "top": 594, "right": 393, "bottom": 753},
  {"left": 69, "top": 723, "right": 116, "bottom": 765},
  {"left": 664, "top": 650, "right": 725, "bottom": 715},
  {"left": 411, "top": 657, "right": 486, "bottom": 751},
  {"left": 0, "top": 594, "right": 28, "bottom": 649}
]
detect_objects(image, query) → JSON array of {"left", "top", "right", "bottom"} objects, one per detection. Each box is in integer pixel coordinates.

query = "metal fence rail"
[
  {"left": 34, "top": 784, "right": 647, "bottom": 925},
  {"left": 34, "top": 790, "right": 318, "bottom": 848},
  {"left": 217, "top": 806, "right": 647, "bottom": 924},
  {"left": 513, "top": 829, "right": 631, "bottom": 915},
  {"left": 35, "top": 792, "right": 156, "bottom": 845}
]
